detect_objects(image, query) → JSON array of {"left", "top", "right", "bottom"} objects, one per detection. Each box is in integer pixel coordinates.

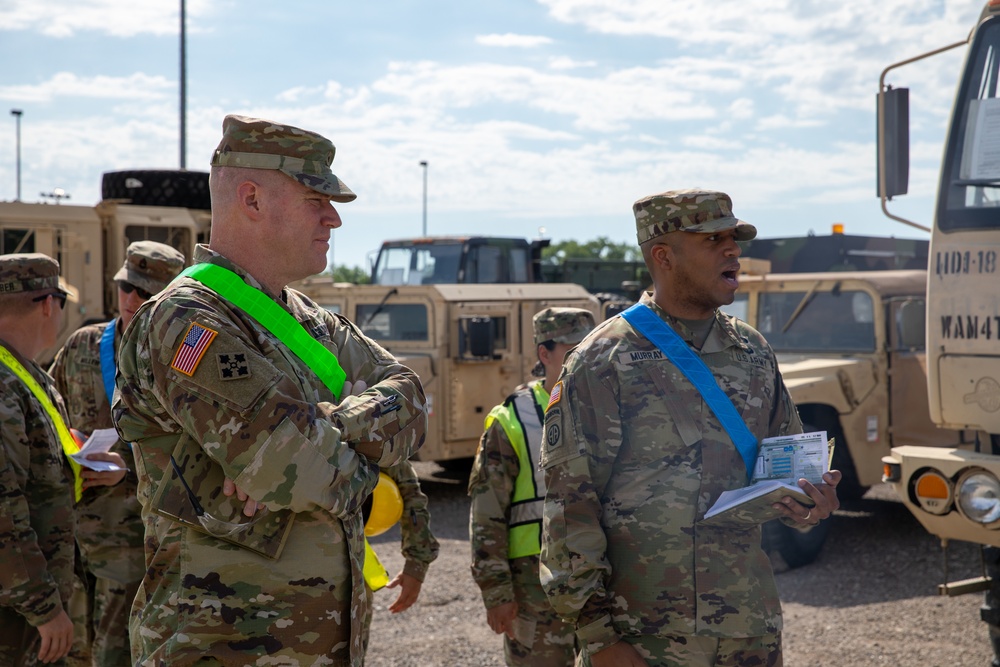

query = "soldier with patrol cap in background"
[
  {"left": 539, "top": 189, "right": 842, "bottom": 667},
  {"left": 50, "top": 241, "right": 186, "bottom": 666},
  {"left": 113, "top": 115, "right": 426, "bottom": 666},
  {"left": 0, "top": 253, "right": 127, "bottom": 666},
  {"left": 469, "top": 306, "right": 595, "bottom": 667}
]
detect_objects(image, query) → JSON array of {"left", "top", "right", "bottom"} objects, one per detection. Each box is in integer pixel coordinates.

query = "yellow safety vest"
[
  {"left": 483, "top": 381, "right": 549, "bottom": 559},
  {"left": 0, "top": 343, "right": 83, "bottom": 501}
]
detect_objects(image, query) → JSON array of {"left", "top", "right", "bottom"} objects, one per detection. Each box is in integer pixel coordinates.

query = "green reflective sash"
[
  {"left": 0, "top": 344, "right": 83, "bottom": 501},
  {"left": 177, "top": 263, "right": 386, "bottom": 588},
  {"left": 177, "top": 264, "right": 347, "bottom": 398}
]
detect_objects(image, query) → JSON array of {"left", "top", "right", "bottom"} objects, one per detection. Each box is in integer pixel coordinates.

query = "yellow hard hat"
[{"left": 363, "top": 472, "right": 404, "bottom": 537}]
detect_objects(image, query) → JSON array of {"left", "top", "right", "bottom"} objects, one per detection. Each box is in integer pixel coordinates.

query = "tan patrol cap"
[
  {"left": 211, "top": 114, "right": 356, "bottom": 203},
  {"left": 533, "top": 307, "right": 596, "bottom": 346},
  {"left": 0, "top": 253, "right": 72, "bottom": 298},
  {"left": 113, "top": 241, "right": 186, "bottom": 295},
  {"left": 634, "top": 188, "right": 757, "bottom": 244}
]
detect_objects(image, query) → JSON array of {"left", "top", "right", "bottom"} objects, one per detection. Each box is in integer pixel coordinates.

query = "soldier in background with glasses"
[
  {"left": 50, "top": 241, "right": 185, "bottom": 666},
  {"left": 113, "top": 115, "right": 427, "bottom": 667},
  {"left": 0, "top": 253, "right": 124, "bottom": 666}
]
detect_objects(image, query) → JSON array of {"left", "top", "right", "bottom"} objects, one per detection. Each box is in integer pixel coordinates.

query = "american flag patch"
[
  {"left": 170, "top": 322, "right": 218, "bottom": 376},
  {"left": 546, "top": 381, "right": 563, "bottom": 411}
]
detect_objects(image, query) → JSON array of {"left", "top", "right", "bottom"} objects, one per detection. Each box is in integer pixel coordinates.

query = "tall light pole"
[
  {"left": 420, "top": 160, "right": 428, "bottom": 236},
  {"left": 179, "top": 0, "right": 187, "bottom": 169},
  {"left": 11, "top": 109, "right": 22, "bottom": 201}
]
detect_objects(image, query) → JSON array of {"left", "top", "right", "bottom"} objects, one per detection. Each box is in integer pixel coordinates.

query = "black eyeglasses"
[
  {"left": 32, "top": 292, "right": 67, "bottom": 309},
  {"left": 118, "top": 281, "right": 153, "bottom": 300}
]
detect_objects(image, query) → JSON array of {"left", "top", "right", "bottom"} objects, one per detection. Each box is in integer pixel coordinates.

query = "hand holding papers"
[
  {"left": 700, "top": 431, "right": 833, "bottom": 527},
  {"left": 70, "top": 428, "right": 124, "bottom": 471}
]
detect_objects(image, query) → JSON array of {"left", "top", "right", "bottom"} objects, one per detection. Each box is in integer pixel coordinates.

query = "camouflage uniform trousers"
[
  {"left": 576, "top": 632, "right": 781, "bottom": 667},
  {"left": 505, "top": 556, "right": 576, "bottom": 667},
  {"left": 84, "top": 569, "right": 140, "bottom": 666}
]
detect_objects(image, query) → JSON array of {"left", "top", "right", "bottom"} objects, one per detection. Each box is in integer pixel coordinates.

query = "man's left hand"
[
  {"left": 773, "top": 469, "right": 842, "bottom": 525},
  {"left": 385, "top": 572, "right": 422, "bottom": 613}
]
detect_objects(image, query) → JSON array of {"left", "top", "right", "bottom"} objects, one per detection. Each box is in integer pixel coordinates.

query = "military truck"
[
  {"left": 875, "top": 2, "right": 1000, "bottom": 657},
  {"left": 722, "top": 269, "right": 974, "bottom": 567},
  {"left": 293, "top": 277, "right": 601, "bottom": 462},
  {"left": 0, "top": 170, "right": 211, "bottom": 363}
]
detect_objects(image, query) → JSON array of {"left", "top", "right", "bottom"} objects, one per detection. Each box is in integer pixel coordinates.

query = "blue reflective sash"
[
  {"left": 99, "top": 318, "right": 117, "bottom": 407},
  {"left": 620, "top": 303, "right": 757, "bottom": 482}
]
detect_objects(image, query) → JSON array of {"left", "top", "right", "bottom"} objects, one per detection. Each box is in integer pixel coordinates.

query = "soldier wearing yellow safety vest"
[
  {"left": 469, "top": 307, "right": 595, "bottom": 667},
  {"left": 0, "top": 253, "right": 127, "bottom": 666}
]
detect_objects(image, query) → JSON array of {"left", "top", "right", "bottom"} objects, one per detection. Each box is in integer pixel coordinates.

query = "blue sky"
[{"left": 0, "top": 0, "right": 986, "bottom": 270}]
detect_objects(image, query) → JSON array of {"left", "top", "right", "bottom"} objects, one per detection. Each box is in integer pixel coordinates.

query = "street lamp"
[
  {"left": 10, "top": 109, "right": 22, "bottom": 201},
  {"left": 420, "top": 160, "right": 428, "bottom": 236}
]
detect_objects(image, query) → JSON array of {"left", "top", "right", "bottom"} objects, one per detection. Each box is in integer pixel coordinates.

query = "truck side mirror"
[
  {"left": 460, "top": 317, "right": 495, "bottom": 359},
  {"left": 878, "top": 87, "right": 910, "bottom": 198},
  {"left": 898, "top": 299, "right": 925, "bottom": 349}
]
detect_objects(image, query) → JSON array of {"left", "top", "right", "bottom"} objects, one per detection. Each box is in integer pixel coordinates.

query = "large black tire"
[
  {"left": 761, "top": 515, "right": 831, "bottom": 569},
  {"left": 101, "top": 170, "right": 211, "bottom": 210}
]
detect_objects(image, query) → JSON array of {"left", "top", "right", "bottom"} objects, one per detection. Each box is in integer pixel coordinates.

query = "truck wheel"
[
  {"left": 761, "top": 516, "right": 831, "bottom": 569},
  {"left": 101, "top": 170, "right": 211, "bottom": 210}
]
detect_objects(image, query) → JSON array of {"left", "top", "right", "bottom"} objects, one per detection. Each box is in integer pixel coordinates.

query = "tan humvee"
[
  {"left": 294, "top": 277, "right": 601, "bottom": 462},
  {"left": 724, "top": 269, "right": 974, "bottom": 566}
]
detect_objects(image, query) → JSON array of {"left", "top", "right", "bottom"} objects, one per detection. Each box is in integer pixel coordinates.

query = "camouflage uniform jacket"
[
  {"left": 539, "top": 293, "right": 803, "bottom": 654},
  {"left": 113, "top": 246, "right": 427, "bottom": 667},
  {"left": 0, "top": 338, "right": 77, "bottom": 626},
  {"left": 384, "top": 459, "right": 439, "bottom": 581},
  {"left": 50, "top": 320, "right": 144, "bottom": 585},
  {"left": 469, "top": 380, "right": 547, "bottom": 609}
]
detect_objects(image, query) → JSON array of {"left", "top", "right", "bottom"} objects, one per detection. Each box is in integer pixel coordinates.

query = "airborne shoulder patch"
[{"left": 170, "top": 322, "right": 218, "bottom": 376}]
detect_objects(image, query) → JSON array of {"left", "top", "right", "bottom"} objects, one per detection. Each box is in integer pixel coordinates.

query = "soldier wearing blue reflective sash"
[
  {"left": 540, "top": 189, "right": 843, "bottom": 667},
  {"left": 50, "top": 241, "right": 184, "bottom": 666},
  {"left": 470, "top": 307, "right": 594, "bottom": 667}
]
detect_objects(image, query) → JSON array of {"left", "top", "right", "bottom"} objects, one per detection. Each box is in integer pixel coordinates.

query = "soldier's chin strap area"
[
  {"left": 620, "top": 303, "right": 757, "bottom": 482},
  {"left": 0, "top": 343, "right": 84, "bottom": 501},
  {"left": 176, "top": 262, "right": 387, "bottom": 589}
]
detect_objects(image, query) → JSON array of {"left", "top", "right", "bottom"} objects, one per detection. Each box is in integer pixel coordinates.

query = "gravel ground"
[{"left": 364, "top": 464, "right": 994, "bottom": 667}]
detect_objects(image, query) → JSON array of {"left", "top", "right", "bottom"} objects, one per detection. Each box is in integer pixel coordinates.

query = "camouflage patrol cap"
[
  {"left": 533, "top": 307, "right": 596, "bottom": 346},
  {"left": 0, "top": 253, "right": 71, "bottom": 297},
  {"left": 634, "top": 188, "right": 757, "bottom": 244},
  {"left": 113, "top": 241, "right": 186, "bottom": 295},
  {"left": 211, "top": 114, "right": 356, "bottom": 203}
]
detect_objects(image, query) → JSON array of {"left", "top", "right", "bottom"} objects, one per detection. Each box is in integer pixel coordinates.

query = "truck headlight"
[{"left": 956, "top": 469, "right": 1000, "bottom": 527}]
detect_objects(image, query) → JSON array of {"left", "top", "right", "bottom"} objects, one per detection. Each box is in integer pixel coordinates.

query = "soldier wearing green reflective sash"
[
  {"left": 113, "top": 115, "right": 427, "bottom": 667},
  {"left": 469, "top": 307, "right": 594, "bottom": 667}
]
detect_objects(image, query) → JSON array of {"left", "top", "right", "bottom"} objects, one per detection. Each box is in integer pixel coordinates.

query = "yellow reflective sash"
[
  {"left": 0, "top": 344, "right": 83, "bottom": 501},
  {"left": 364, "top": 537, "right": 390, "bottom": 591}
]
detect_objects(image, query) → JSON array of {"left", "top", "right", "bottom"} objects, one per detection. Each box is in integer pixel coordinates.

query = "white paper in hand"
[{"left": 70, "top": 428, "right": 123, "bottom": 471}]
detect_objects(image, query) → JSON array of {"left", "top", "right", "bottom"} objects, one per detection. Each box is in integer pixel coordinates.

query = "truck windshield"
[
  {"left": 373, "top": 243, "right": 462, "bottom": 285},
  {"left": 939, "top": 16, "right": 1000, "bottom": 231},
  {"left": 757, "top": 290, "right": 876, "bottom": 353},
  {"left": 355, "top": 303, "right": 429, "bottom": 341}
]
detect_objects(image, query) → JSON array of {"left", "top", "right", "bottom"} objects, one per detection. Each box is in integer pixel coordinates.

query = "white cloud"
[
  {"left": 548, "top": 56, "right": 598, "bottom": 70},
  {"left": 476, "top": 33, "right": 554, "bottom": 48},
  {"left": 0, "top": 0, "right": 220, "bottom": 37},
  {"left": 0, "top": 72, "right": 174, "bottom": 102}
]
